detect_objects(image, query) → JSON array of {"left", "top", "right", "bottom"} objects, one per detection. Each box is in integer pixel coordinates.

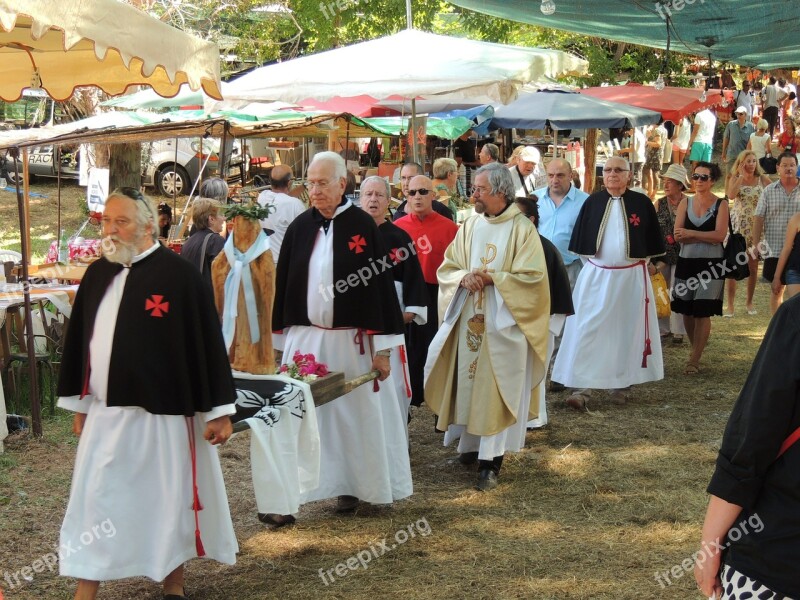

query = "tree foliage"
[{"left": 121, "top": 0, "right": 697, "bottom": 86}]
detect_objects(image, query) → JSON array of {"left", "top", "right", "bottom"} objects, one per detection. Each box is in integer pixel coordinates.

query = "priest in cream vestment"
[{"left": 424, "top": 163, "right": 550, "bottom": 491}]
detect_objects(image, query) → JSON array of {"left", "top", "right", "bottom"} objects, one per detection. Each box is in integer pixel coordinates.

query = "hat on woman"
[{"left": 662, "top": 163, "right": 690, "bottom": 189}]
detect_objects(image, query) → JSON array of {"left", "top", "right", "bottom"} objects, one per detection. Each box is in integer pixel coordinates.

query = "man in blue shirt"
[{"left": 533, "top": 158, "right": 589, "bottom": 392}]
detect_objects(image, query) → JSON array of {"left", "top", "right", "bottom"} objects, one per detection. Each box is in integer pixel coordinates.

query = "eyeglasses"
[
  {"left": 408, "top": 189, "right": 431, "bottom": 196},
  {"left": 691, "top": 174, "right": 712, "bottom": 181},
  {"left": 306, "top": 181, "right": 333, "bottom": 190},
  {"left": 603, "top": 167, "right": 630, "bottom": 174},
  {"left": 111, "top": 186, "right": 154, "bottom": 219},
  {"left": 471, "top": 186, "right": 490, "bottom": 195}
]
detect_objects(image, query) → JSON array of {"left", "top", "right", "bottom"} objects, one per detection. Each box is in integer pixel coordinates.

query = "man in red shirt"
[{"left": 395, "top": 175, "right": 458, "bottom": 408}]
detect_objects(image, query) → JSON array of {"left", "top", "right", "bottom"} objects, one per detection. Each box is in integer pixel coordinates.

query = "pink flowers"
[{"left": 277, "top": 351, "right": 330, "bottom": 382}]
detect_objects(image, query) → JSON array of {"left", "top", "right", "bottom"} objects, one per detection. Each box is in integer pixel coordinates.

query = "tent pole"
[
  {"left": 56, "top": 146, "right": 62, "bottom": 247},
  {"left": 411, "top": 98, "right": 418, "bottom": 166},
  {"left": 22, "top": 149, "right": 31, "bottom": 265},
  {"left": 554, "top": 129, "right": 558, "bottom": 158},
  {"left": 406, "top": 0, "right": 412, "bottom": 29},
  {"left": 172, "top": 136, "right": 178, "bottom": 205},
  {"left": 11, "top": 149, "right": 41, "bottom": 437}
]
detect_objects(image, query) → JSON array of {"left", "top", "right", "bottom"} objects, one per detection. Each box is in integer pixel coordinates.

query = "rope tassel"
[{"left": 186, "top": 418, "right": 206, "bottom": 558}]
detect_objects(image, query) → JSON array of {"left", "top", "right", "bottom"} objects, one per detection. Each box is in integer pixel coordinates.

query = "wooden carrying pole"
[{"left": 232, "top": 370, "right": 380, "bottom": 433}]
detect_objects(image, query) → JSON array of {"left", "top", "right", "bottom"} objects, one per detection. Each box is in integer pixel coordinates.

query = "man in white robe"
[
  {"left": 552, "top": 157, "right": 665, "bottom": 408},
  {"left": 272, "top": 152, "right": 411, "bottom": 514},
  {"left": 424, "top": 163, "right": 550, "bottom": 491},
  {"left": 57, "top": 188, "right": 238, "bottom": 600}
]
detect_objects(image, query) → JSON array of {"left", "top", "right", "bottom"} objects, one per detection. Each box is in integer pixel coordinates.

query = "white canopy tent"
[{"left": 221, "top": 29, "right": 586, "bottom": 106}]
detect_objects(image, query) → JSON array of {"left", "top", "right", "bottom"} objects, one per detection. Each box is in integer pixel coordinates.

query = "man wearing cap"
[
  {"left": 722, "top": 107, "right": 755, "bottom": 181},
  {"left": 509, "top": 146, "right": 546, "bottom": 198}
]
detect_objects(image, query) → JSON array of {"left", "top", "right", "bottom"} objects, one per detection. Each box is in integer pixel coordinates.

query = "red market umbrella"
[{"left": 580, "top": 83, "right": 722, "bottom": 123}]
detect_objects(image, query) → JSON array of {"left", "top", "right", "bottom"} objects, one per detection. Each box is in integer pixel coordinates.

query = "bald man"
[
  {"left": 395, "top": 175, "right": 458, "bottom": 408},
  {"left": 257, "top": 165, "right": 305, "bottom": 264},
  {"left": 532, "top": 158, "right": 589, "bottom": 392}
]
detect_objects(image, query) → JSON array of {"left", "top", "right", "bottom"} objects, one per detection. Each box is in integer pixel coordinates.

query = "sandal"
[
  {"left": 684, "top": 362, "right": 701, "bottom": 375},
  {"left": 258, "top": 513, "right": 296, "bottom": 527},
  {"left": 565, "top": 392, "right": 589, "bottom": 410}
]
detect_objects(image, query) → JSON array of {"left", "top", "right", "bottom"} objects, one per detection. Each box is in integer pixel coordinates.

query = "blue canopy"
[
  {"left": 429, "top": 105, "right": 495, "bottom": 136},
  {"left": 491, "top": 90, "right": 662, "bottom": 130}
]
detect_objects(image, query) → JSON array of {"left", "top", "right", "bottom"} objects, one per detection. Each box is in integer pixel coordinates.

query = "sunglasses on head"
[
  {"left": 112, "top": 186, "right": 154, "bottom": 218},
  {"left": 692, "top": 174, "right": 711, "bottom": 181},
  {"left": 408, "top": 189, "right": 431, "bottom": 196}
]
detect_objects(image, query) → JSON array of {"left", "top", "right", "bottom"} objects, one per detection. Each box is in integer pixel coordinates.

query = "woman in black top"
[{"left": 180, "top": 198, "right": 226, "bottom": 287}]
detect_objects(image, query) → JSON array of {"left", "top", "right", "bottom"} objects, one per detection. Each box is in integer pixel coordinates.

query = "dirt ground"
[{"left": 0, "top": 178, "right": 775, "bottom": 599}]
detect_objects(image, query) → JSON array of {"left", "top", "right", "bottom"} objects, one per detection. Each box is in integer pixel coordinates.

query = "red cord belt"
[{"left": 587, "top": 259, "right": 653, "bottom": 368}]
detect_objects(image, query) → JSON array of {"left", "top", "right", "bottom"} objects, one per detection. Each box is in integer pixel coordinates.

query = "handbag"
[
  {"left": 723, "top": 213, "right": 750, "bottom": 281},
  {"left": 759, "top": 152, "right": 777, "bottom": 174},
  {"left": 651, "top": 271, "right": 671, "bottom": 318}
]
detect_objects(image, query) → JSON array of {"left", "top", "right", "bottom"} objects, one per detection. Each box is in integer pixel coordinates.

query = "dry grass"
[{"left": 0, "top": 180, "right": 773, "bottom": 599}]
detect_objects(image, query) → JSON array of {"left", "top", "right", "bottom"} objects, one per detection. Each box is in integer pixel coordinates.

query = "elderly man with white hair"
[
  {"left": 272, "top": 152, "right": 412, "bottom": 515},
  {"left": 509, "top": 145, "right": 546, "bottom": 197},
  {"left": 56, "top": 187, "right": 238, "bottom": 600},
  {"left": 359, "top": 175, "right": 428, "bottom": 427}
]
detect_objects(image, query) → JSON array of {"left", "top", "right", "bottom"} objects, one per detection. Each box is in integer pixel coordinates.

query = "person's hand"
[
  {"left": 750, "top": 245, "right": 761, "bottom": 260},
  {"left": 772, "top": 276, "right": 784, "bottom": 295},
  {"left": 647, "top": 263, "right": 658, "bottom": 276},
  {"left": 73, "top": 413, "right": 87, "bottom": 435},
  {"left": 674, "top": 228, "right": 690, "bottom": 243},
  {"left": 473, "top": 269, "right": 493, "bottom": 287},
  {"left": 403, "top": 311, "right": 415, "bottom": 324},
  {"left": 694, "top": 546, "right": 723, "bottom": 599},
  {"left": 461, "top": 272, "right": 485, "bottom": 292},
  {"left": 372, "top": 354, "right": 390, "bottom": 381},
  {"left": 204, "top": 416, "right": 233, "bottom": 445}
]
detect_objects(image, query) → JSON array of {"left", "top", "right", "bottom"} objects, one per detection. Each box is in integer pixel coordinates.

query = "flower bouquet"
[{"left": 278, "top": 351, "right": 329, "bottom": 382}]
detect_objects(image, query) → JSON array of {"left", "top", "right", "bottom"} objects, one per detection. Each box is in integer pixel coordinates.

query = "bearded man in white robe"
[
  {"left": 57, "top": 188, "right": 238, "bottom": 600},
  {"left": 424, "top": 163, "right": 550, "bottom": 491}
]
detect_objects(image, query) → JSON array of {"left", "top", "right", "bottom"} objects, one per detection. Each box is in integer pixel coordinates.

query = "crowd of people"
[{"left": 51, "top": 88, "right": 800, "bottom": 597}]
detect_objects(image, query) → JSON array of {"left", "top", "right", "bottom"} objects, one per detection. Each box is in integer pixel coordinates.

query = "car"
[
  {"left": 1, "top": 144, "right": 80, "bottom": 183},
  {"left": 142, "top": 138, "right": 223, "bottom": 196}
]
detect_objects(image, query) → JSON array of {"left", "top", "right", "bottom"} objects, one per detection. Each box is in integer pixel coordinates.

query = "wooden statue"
[{"left": 211, "top": 206, "right": 276, "bottom": 374}]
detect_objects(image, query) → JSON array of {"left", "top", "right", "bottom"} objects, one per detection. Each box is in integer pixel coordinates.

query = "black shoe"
[
  {"left": 475, "top": 469, "right": 498, "bottom": 491},
  {"left": 458, "top": 451, "right": 479, "bottom": 466},
  {"left": 336, "top": 495, "right": 359, "bottom": 513},
  {"left": 258, "top": 513, "right": 296, "bottom": 527},
  {"left": 549, "top": 380, "right": 566, "bottom": 392}
]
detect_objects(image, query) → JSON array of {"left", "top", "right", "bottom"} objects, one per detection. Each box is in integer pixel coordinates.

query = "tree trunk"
[
  {"left": 585, "top": 129, "right": 598, "bottom": 193},
  {"left": 108, "top": 143, "right": 141, "bottom": 190}
]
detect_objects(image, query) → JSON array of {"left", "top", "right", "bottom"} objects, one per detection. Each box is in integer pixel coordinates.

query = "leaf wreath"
[{"left": 224, "top": 202, "right": 274, "bottom": 221}]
